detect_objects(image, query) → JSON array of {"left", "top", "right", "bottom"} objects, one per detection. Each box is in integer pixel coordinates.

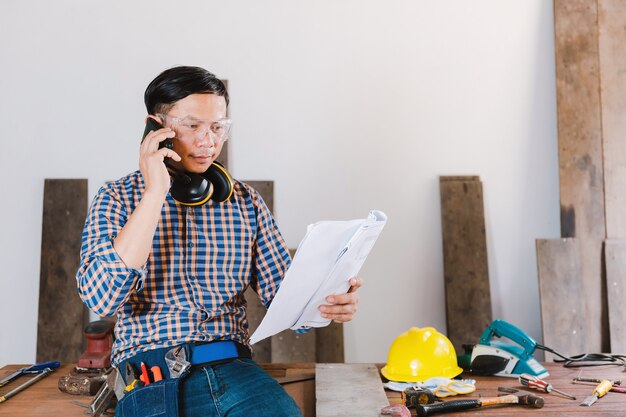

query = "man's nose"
[{"left": 195, "top": 129, "right": 216, "bottom": 146}]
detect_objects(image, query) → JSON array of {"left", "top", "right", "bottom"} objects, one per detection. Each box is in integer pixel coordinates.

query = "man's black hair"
[{"left": 144, "top": 66, "right": 229, "bottom": 115}]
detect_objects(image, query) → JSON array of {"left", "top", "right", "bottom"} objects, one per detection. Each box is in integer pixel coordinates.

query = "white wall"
[{"left": 0, "top": 1, "right": 559, "bottom": 366}]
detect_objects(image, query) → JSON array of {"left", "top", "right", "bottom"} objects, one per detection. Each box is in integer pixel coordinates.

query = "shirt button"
[{"left": 188, "top": 242, "right": 194, "bottom": 248}]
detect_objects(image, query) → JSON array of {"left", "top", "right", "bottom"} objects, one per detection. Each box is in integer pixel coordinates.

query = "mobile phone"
[{"left": 142, "top": 117, "right": 173, "bottom": 150}]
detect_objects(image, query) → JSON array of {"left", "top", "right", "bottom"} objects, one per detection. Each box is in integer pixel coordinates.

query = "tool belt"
[{"left": 115, "top": 340, "right": 251, "bottom": 417}]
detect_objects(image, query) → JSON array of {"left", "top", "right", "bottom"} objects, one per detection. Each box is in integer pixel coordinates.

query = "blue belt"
[{"left": 190, "top": 341, "right": 251, "bottom": 365}]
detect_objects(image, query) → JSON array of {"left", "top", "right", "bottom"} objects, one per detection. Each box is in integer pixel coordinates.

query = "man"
[{"left": 76, "top": 66, "right": 361, "bottom": 417}]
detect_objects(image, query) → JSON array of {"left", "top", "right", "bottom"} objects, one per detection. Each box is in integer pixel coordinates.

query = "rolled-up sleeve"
[{"left": 76, "top": 186, "right": 146, "bottom": 317}]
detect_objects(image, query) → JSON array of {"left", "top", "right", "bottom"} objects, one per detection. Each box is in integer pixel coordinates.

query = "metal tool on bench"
[
  {"left": 402, "top": 387, "right": 437, "bottom": 407},
  {"left": 0, "top": 361, "right": 60, "bottom": 388},
  {"left": 415, "top": 387, "right": 543, "bottom": 416},
  {"left": 580, "top": 379, "right": 613, "bottom": 406},
  {"left": 573, "top": 376, "right": 626, "bottom": 393},
  {"left": 459, "top": 319, "right": 548, "bottom": 378},
  {"left": 519, "top": 373, "right": 576, "bottom": 400},
  {"left": 0, "top": 365, "right": 58, "bottom": 403},
  {"left": 58, "top": 320, "right": 115, "bottom": 396},
  {"left": 70, "top": 367, "right": 117, "bottom": 417}
]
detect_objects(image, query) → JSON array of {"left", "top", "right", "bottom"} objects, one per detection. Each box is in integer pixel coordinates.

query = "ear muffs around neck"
[{"left": 168, "top": 161, "right": 234, "bottom": 206}]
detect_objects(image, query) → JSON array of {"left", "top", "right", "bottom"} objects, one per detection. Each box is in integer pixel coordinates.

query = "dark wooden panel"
[
  {"left": 244, "top": 180, "right": 274, "bottom": 362},
  {"left": 439, "top": 176, "right": 491, "bottom": 352},
  {"left": 216, "top": 79, "right": 229, "bottom": 168},
  {"left": 271, "top": 330, "right": 316, "bottom": 363},
  {"left": 270, "top": 246, "right": 316, "bottom": 362},
  {"left": 37, "top": 179, "right": 88, "bottom": 363},
  {"left": 554, "top": 0, "right": 608, "bottom": 352},
  {"left": 245, "top": 286, "right": 271, "bottom": 363},
  {"left": 246, "top": 180, "right": 274, "bottom": 214},
  {"left": 604, "top": 239, "right": 626, "bottom": 353},
  {"left": 316, "top": 322, "right": 344, "bottom": 363},
  {"left": 599, "top": 0, "right": 626, "bottom": 239},
  {"left": 536, "top": 238, "right": 586, "bottom": 359}
]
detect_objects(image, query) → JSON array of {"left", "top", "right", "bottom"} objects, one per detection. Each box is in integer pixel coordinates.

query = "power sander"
[{"left": 58, "top": 320, "right": 115, "bottom": 395}]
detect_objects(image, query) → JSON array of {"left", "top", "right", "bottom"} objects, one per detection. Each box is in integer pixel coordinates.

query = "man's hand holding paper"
[{"left": 249, "top": 210, "right": 387, "bottom": 344}]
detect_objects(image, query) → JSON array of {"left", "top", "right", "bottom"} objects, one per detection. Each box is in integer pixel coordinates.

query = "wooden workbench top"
[
  {"left": 385, "top": 362, "right": 626, "bottom": 416},
  {"left": 2, "top": 362, "right": 625, "bottom": 416}
]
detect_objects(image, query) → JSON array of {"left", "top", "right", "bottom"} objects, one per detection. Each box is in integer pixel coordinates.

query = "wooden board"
[
  {"left": 243, "top": 181, "right": 344, "bottom": 362},
  {"left": 536, "top": 238, "right": 586, "bottom": 359},
  {"left": 604, "top": 239, "right": 626, "bottom": 353},
  {"left": 215, "top": 79, "right": 229, "bottom": 167},
  {"left": 316, "top": 322, "right": 345, "bottom": 363},
  {"left": 439, "top": 176, "right": 492, "bottom": 351},
  {"left": 36, "top": 179, "right": 88, "bottom": 363},
  {"left": 244, "top": 180, "right": 274, "bottom": 362},
  {"left": 599, "top": 1, "right": 626, "bottom": 238},
  {"left": 554, "top": 0, "right": 608, "bottom": 352},
  {"left": 271, "top": 330, "right": 316, "bottom": 363},
  {"left": 316, "top": 363, "right": 389, "bottom": 417},
  {"left": 270, "top": 247, "right": 317, "bottom": 363}
]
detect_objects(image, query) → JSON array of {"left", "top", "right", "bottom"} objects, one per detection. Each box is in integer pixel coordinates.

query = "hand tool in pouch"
[
  {"left": 519, "top": 373, "right": 576, "bottom": 399},
  {"left": 580, "top": 379, "right": 613, "bottom": 406},
  {"left": 165, "top": 345, "right": 191, "bottom": 378}
]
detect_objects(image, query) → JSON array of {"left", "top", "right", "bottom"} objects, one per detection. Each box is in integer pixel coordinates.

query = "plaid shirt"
[{"left": 76, "top": 170, "right": 291, "bottom": 365}]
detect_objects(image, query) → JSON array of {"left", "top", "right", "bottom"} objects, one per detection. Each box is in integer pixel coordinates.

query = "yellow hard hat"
[{"left": 381, "top": 327, "right": 463, "bottom": 382}]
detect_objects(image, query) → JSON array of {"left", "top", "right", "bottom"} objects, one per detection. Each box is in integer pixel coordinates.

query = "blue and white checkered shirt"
[{"left": 76, "top": 170, "right": 291, "bottom": 365}]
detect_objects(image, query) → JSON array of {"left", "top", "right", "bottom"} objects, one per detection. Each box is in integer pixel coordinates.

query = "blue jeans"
[{"left": 180, "top": 358, "right": 302, "bottom": 417}]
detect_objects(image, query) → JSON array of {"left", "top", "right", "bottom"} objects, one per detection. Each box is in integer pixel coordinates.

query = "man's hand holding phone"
[{"left": 140, "top": 118, "right": 180, "bottom": 200}]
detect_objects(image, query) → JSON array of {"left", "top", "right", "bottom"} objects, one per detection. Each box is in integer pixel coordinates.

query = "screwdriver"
[
  {"left": 519, "top": 373, "right": 577, "bottom": 400},
  {"left": 580, "top": 379, "right": 613, "bottom": 406}
]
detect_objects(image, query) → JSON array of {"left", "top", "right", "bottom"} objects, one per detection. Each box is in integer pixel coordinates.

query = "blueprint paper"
[{"left": 249, "top": 210, "right": 387, "bottom": 345}]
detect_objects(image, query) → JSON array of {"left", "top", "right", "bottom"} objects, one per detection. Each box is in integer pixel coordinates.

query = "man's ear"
[{"left": 146, "top": 114, "right": 163, "bottom": 125}]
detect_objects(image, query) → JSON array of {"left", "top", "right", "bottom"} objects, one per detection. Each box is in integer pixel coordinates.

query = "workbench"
[
  {"left": 383, "top": 362, "right": 626, "bottom": 417},
  {"left": 1, "top": 362, "right": 625, "bottom": 416}
]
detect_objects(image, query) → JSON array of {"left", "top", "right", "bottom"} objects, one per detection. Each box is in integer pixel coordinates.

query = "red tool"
[
  {"left": 140, "top": 362, "right": 150, "bottom": 386},
  {"left": 151, "top": 366, "right": 163, "bottom": 382},
  {"left": 77, "top": 320, "right": 115, "bottom": 369},
  {"left": 519, "top": 373, "right": 576, "bottom": 400}
]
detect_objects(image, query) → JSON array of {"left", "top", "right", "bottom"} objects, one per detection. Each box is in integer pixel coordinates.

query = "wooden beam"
[
  {"left": 245, "top": 180, "right": 274, "bottom": 362},
  {"left": 37, "top": 179, "right": 88, "bottom": 363},
  {"left": 604, "top": 239, "right": 626, "bottom": 353},
  {"left": 599, "top": 0, "right": 626, "bottom": 239},
  {"left": 554, "top": 0, "right": 608, "bottom": 351},
  {"left": 536, "top": 238, "right": 586, "bottom": 359},
  {"left": 439, "top": 176, "right": 492, "bottom": 351}
]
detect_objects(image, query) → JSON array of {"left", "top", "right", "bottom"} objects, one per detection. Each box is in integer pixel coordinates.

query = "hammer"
[{"left": 415, "top": 387, "right": 544, "bottom": 416}]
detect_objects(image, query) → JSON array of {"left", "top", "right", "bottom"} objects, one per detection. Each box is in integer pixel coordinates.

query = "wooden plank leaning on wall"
[
  {"left": 439, "top": 176, "right": 492, "bottom": 351},
  {"left": 552, "top": 0, "right": 608, "bottom": 353},
  {"left": 37, "top": 179, "right": 88, "bottom": 363},
  {"left": 597, "top": 0, "right": 626, "bottom": 354}
]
